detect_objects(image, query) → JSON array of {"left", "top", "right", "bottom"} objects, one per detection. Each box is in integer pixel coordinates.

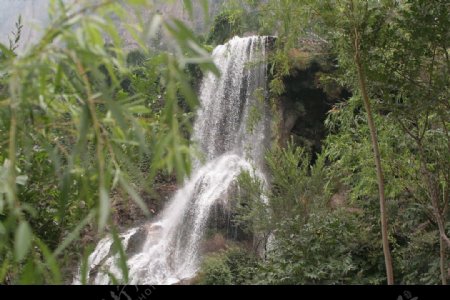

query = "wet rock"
[
  {"left": 205, "top": 181, "right": 252, "bottom": 243},
  {"left": 126, "top": 227, "right": 147, "bottom": 256},
  {"left": 277, "top": 51, "right": 349, "bottom": 162},
  {"left": 172, "top": 276, "right": 198, "bottom": 285}
]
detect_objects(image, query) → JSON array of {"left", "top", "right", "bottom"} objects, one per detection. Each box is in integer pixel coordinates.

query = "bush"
[
  {"left": 197, "top": 247, "right": 258, "bottom": 285},
  {"left": 257, "top": 209, "right": 386, "bottom": 284},
  {"left": 197, "top": 253, "right": 233, "bottom": 285},
  {"left": 207, "top": 10, "right": 244, "bottom": 45}
]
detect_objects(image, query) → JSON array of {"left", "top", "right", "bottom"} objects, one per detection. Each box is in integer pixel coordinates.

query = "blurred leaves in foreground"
[{"left": 0, "top": 0, "right": 217, "bottom": 284}]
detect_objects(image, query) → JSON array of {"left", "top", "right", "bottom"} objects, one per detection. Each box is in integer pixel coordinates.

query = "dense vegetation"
[
  {"left": 199, "top": 0, "right": 449, "bottom": 285},
  {"left": 0, "top": 0, "right": 448, "bottom": 285}
]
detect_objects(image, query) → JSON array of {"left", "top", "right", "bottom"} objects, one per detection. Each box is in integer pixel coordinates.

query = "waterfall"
[{"left": 75, "top": 36, "right": 271, "bottom": 285}]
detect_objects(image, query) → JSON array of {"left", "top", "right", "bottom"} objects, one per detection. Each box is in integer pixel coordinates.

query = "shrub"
[
  {"left": 197, "top": 246, "right": 258, "bottom": 285},
  {"left": 197, "top": 253, "right": 233, "bottom": 285}
]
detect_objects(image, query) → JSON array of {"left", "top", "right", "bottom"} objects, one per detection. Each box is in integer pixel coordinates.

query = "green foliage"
[
  {"left": 323, "top": 94, "right": 448, "bottom": 284},
  {"left": 234, "top": 87, "right": 447, "bottom": 284},
  {"left": 206, "top": 0, "right": 264, "bottom": 46},
  {"left": 207, "top": 9, "right": 244, "bottom": 45},
  {"left": 245, "top": 88, "right": 265, "bottom": 134},
  {"left": 0, "top": 0, "right": 448, "bottom": 286},
  {"left": 234, "top": 170, "right": 267, "bottom": 236},
  {"left": 167, "top": 0, "right": 450, "bottom": 286},
  {"left": 236, "top": 141, "right": 329, "bottom": 235},
  {"left": 197, "top": 253, "right": 233, "bottom": 285},
  {"left": 266, "top": 141, "right": 328, "bottom": 221},
  {"left": 197, "top": 247, "right": 258, "bottom": 285},
  {"left": 235, "top": 142, "right": 388, "bottom": 284},
  {"left": 253, "top": 0, "right": 311, "bottom": 95},
  {"left": 8, "top": 15, "right": 23, "bottom": 53},
  {"left": 324, "top": 93, "right": 447, "bottom": 281},
  {"left": 258, "top": 210, "right": 385, "bottom": 284}
]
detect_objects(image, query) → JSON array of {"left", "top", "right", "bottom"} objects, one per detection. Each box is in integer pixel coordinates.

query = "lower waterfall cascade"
[{"left": 74, "top": 35, "right": 272, "bottom": 285}]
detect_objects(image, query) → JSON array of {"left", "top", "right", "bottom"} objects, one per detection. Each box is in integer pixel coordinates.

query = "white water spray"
[{"left": 75, "top": 36, "right": 271, "bottom": 284}]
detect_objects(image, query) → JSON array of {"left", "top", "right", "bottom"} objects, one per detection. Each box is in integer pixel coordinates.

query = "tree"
[
  {"left": 299, "top": 0, "right": 395, "bottom": 284},
  {"left": 365, "top": 0, "right": 449, "bottom": 284},
  {"left": 319, "top": 0, "right": 449, "bottom": 284},
  {"left": 243, "top": 0, "right": 396, "bottom": 284},
  {"left": 347, "top": 1, "right": 394, "bottom": 284}
]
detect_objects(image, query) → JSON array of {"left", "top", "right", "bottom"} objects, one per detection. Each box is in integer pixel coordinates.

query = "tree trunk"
[
  {"left": 354, "top": 40, "right": 394, "bottom": 285},
  {"left": 418, "top": 150, "right": 450, "bottom": 284},
  {"left": 417, "top": 141, "right": 450, "bottom": 249},
  {"left": 440, "top": 236, "right": 448, "bottom": 285},
  {"left": 422, "top": 166, "right": 450, "bottom": 249}
]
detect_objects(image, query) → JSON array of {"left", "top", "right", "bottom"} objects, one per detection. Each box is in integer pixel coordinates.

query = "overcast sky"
[{"left": 0, "top": 0, "right": 50, "bottom": 51}]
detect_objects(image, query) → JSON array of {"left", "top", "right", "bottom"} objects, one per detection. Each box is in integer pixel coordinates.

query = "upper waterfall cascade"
[{"left": 75, "top": 36, "right": 271, "bottom": 285}]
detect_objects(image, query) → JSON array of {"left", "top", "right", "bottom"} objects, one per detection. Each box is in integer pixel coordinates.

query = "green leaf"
[
  {"left": 128, "top": 105, "right": 150, "bottom": 114},
  {"left": 111, "top": 226, "right": 129, "bottom": 283},
  {"left": 99, "top": 186, "right": 109, "bottom": 232},
  {"left": 35, "top": 238, "right": 62, "bottom": 283},
  {"left": 0, "top": 222, "right": 5, "bottom": 235},
  {"left": 14, "top": 221, "right": 32, "bottom": 262},
  {"left": 53, "top": 211, "right": 95, "bottom": 257},
  {"left": 119, "top": 176, "right": 149, "bottom": 216},
  {"left": 80, "top": 245, "right": 94, "bottom": 285},
  {"left": 15, "top": 175, "right": 28, "bottom": 186},
  {"left": 183, "top": 0, "right": 194, "bottom": 18},
  {"left": 128, "top": 0, "right": 146, "bottom": 5},
  {"left": 0, "top": 256, "right": 10, "bottom": 283},
  {"left": 149, "top": 14, "right": 162, "bottom": 38},
  {"left": 0, "top": 42, "right": 15, "bottom": 59}
]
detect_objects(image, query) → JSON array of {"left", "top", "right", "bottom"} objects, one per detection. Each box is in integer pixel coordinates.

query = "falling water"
[{"left": 75, "top": 36, "right": 271, "bottom": 285}]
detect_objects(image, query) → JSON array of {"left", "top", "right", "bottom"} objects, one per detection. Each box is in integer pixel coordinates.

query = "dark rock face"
[
  {"left": 278, "top": 48, "right": 350, "bottom": 162},
  {"left": 126, "top": 227, "right": 147, "bottom": 256},
  {"left": 205, "top": 181, "right": 252, "bottom": 243},
  {"left": 279, "top": 62, "right": 332, "bottom": 152}
]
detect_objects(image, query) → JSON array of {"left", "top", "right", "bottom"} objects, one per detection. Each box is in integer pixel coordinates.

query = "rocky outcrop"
[
  {"left": 111, "top": 172, "right": 177, "bottom": 229},
  {"left": 277, "top": 40, "right": 350, "bottom": 160}
]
